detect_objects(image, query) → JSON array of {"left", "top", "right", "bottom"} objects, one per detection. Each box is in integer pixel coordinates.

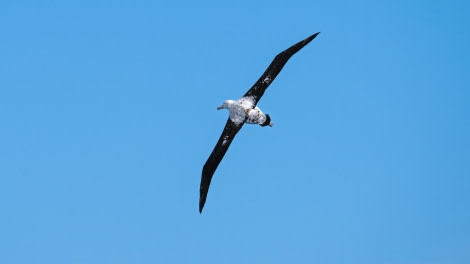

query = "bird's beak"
[{"left": 217, "top": 105, "right": 224, "bottom": 110}]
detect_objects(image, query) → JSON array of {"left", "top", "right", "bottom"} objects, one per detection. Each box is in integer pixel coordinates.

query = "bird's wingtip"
[
  {"left": 199, "top": 195, "right": 206, "bottom": 214},
  {"left": 302, "top": 32, "right": 320, "bottom": 44}
]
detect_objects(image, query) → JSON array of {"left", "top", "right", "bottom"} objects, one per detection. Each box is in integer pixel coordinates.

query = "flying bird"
[{"left": 199, "top": 32, "right": 320, "bottom": 213}]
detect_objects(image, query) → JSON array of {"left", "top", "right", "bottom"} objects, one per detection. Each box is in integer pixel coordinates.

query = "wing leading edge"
[
  {"left": 200, "top": 119, "right": 244, "bottom": 213},
  {"left": 243, "top": 32, "right": 320, "bottom": 105}
]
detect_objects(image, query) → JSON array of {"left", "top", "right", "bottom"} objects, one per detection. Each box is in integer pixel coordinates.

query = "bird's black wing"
[
  {"left": 243, "top": 32, "right": 320, "bottom": 105},
  {"left": 199, "top": 118, "right": 244, "bottom": 213}
]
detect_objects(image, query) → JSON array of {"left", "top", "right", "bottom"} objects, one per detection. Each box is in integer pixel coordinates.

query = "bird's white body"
[{"left": 218, "top": 96, "right": 271, "bottom": 126}]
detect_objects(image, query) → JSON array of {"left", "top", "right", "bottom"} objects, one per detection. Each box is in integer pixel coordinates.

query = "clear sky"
[{"left": 1, "top": 1, "right": 469, "bottom": 263}]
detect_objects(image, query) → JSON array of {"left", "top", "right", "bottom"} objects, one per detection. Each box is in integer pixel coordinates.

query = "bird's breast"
[{"left": 228, "top": 105, "right": 247, "bottom": 124}]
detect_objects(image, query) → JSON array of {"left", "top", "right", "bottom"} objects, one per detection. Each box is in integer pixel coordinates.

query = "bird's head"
[{"left": 217, "top": 100, "right": 235, "bottom": 110}]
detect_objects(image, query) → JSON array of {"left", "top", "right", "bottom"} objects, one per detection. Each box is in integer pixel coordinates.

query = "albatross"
[{"left": 199, "top": 32, "right": 320, "bottom": 213}]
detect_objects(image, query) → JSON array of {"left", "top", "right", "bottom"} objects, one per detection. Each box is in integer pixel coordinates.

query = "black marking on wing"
[
  {"left": 243, "top": 32, "right": 320, "bottom": 105},
  {"left": 199, "top": 119, "right": 244, "bottom": 213}
]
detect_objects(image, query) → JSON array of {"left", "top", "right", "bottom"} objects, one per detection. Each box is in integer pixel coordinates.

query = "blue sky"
[{"left": 1, "top": 0, "right": 469, "bottom": 263}]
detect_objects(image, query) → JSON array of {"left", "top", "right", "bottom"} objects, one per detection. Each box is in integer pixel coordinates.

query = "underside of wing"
[
  {"left": 199, "top": 118, "right": 244, "bottom": 213},
  {"left": 243, "top": 32, "right": 320, "bottom": 105}
]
